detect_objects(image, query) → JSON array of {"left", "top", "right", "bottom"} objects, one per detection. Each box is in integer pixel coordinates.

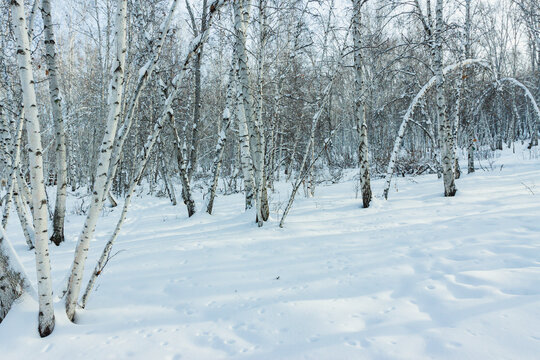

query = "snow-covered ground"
[{"left": 2, "top": 145, "right": 540, "bottom": 359}]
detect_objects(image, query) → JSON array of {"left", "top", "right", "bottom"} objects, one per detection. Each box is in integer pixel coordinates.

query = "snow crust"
[{"left": 1, "top": 145, "right": 540, "bottom": 359}]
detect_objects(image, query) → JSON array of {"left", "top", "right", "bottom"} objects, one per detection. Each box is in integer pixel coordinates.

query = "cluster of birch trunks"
[{"left": 1, "top": 0, "right": 539, "bottom": 337}]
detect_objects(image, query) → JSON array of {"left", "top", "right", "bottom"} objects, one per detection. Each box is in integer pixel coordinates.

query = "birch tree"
[
  {"left": 233, "top": 0, "right": 269, "bottom": 226},
  {"left": 11, "top": 0, "right": 55, "bottom": 336},
  {"left": 79, "top": 0, "right": 228, "bottom": 309},
  {"left": 465, "top": 0, "right": 475, "bottom": 173},
  {"left": 41, "top": 0, "right": 68, "bottom": 246},
  {"left": 186, "top": 0, "right": 208, "bottom": 181},
  {"left": 65, "top": 0, "right": 128, "bottom": 322},
  {"left": 434, "top": 0, "right": 457, "bottom": 196},
  {"left": 352, "top": 0, "right": 372, "bottom": 208}
]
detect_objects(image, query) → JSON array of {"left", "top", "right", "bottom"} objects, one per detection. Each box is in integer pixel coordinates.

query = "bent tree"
[
  {"left": 382, "top": 59, "right": 489, "bottom": 200},
  {"left": 352, "top": 0, "right": 372, "bottom": 208},
  {"left": 65, "top": 0, "right": 128, "bottom": 322}
]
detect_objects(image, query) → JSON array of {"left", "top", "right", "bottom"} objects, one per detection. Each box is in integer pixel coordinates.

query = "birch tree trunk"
[
  {"left": 382, "top": 59, "right": 487, "bottom": 199},
  {"left": 65, "top": 0, "right": 128, "bottom": 322},
  {"left": 11, "top": 0, "right": 55, "bottom": 337},
  {"left": 172, "top": 124, "right": 196, "bottom": 216},
  {"left": 13, "top": 179, "right": 35, "bottom": 250},
  {"left": 453, "top": 70, "right": 464, "bottom": 179},
  {"left": 186, "top": 0, "right": 208, "bottom": 181},
  {"left": 207, "top": 67, "right": 235, "bottom": 214},
  {"left": 465, "top": 0, "right": 475, "bottom": 174},
  {"left": 80, "top": 1, "right": 228, "bottom": 307},
  {"left": 257, "top": 0, "right": 270, "bottom": 220},
  {"left": 1, "top": 108, "right": 24, "bottom": 230},
  {"left": 103, "top": 0, "right": 181, "bottom": 206},
  {"left": 41, "top": 0, "right": 68, "bottom": 246},
  {"left": 352, "top": 0, "right": 372, "bottom": 208},
  {"left": 233, "top": 0, "right": 268, "bottom": 226},
  {"left": 434, "top": 0, "right": 457, "bottom": 196},
  {"left": 235, "top": 77, "right": 255, "bottom": 209}
]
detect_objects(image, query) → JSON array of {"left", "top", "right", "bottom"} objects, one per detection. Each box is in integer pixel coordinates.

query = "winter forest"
[{"left": 0, "top": 0, "right": 539, "bottom": 358}]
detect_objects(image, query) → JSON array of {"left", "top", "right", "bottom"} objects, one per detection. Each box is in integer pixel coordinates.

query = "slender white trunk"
[
  {"left": 233, "top": 0, "right": 267, "bottom": 225},
  {"left": 42, "top": 0, "right": 68, "bottom": 246},
  {"left": 434, "top": 0, "right": 456, "bottom": 197},
  {"left": 65, "top": 0, "right": 128, "bottom": 322},
  {"left": 186, "top": 0, "right": 208, "bottom": 181},
  {"left": 464, "top": 0, "right": 475, "bottom": 174},
  {"left": 104, "top": 0, "right": 181, "bottom": 201},
  {"left": 1, "top": 108, "right": 24, "bottom": 229},
  {"left": 233, "top": 54, "right": 255, "bottom": 209},
  {"left": 11, "top": 0, "right": 55, "bottom": 337},
  {"left": 353, "top": 0, "right": 372, "bottom": 208},
  {"left": 172, "top": 124, "right": 196, "bottom": 216},
  {"left": 207, "top": 68, "right": 235, "bottom": 214},
  {"left": 80, "top": 0, "right": 227, "bottom": 307},
  {"left": 453, "top": 70, "right": 464, "bottom": 179},
  {"left": 13, "top": 179, "right": 35, "bottom": 250}
]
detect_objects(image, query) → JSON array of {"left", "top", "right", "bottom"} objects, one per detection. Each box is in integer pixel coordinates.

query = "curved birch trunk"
[
  {"left": 381, "top": 59, "right": 488, "bottom": 200},
  {"left": 42, "top": 0, "right": 68, "bottom": 246},
  {"left": 103, "top": 0, "right": 181, "bottom": 205},
  {"left": 65, "top": 0, "right": 128, "bottom": 322},
  {"left": 11, "top": 0, "right": 55, "bottom": 337},
  {"left": 80, "top": 0, "right": 228, "bottom": 307},
  {"left": 498, "top": 78, "right": 540, "bottom": 142}
]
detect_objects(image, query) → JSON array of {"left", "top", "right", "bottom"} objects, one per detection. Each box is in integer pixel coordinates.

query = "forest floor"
[{"left": 1, "top": 145, "right": 540, "bottom": 359}]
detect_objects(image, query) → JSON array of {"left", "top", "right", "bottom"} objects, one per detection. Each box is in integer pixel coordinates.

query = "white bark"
[
  {"left": 434, "top": 0, "right": 456, "bottom": 197},
  {"left": 207, "top": 67, "right": 235, "bottom": 214},
  {"left": 13, "top": 179, "right": 35, "bottom": 250},
  {"left": 353, "top": 0, "right": 372, "bottom": 208},
  {"left": 453, "top": 69, "right": 464, "bottom": 179},
  {"left": 41, "top": 0, "right": 68, "bottom": 246},
  {"left": 65, "top": 0, "right": 128, "bottom": 322},
  {"left": 382, "top": 59, "right": 489, "bottom": 200},
  {"left": 79, "top": 0, "right": 227, "bottom": 308},
  {"left": 465, "top": 0, "right": 475, "bottom": 174},
  {"left": 104, "top": 0, "right": 181, "bottom": 201},
  {"left": 233, "top": 0, "right": 267, "bottom": 226},
  {"left": 186, "top": 0, "right": 208, "bottom": 181},
  {"left": 11, "top": 0, "right": 55, "bottom": 337},
  {"left": 235, "top": 77, "right": 255, "bottom": 209},
  {"left": 172, "top": 124, "right": 196, "bottom": 216},
  {"left": 1, "top": 109, "right": 24, "bottom": 230},
  {"left": 498, "top": 78, "right": 540, "bottom": 141}
]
